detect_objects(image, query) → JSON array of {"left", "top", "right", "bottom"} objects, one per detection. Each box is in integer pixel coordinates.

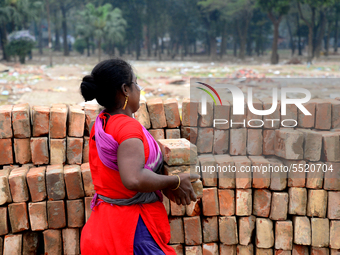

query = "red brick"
[
  {"left": 198, "top": 154, "right": 217, "bottom": 187},
  {"left": 81, "top": 163, "right": 94, "bottom": 197},
  {"left": 219, "top": 189, "right": 235, "bottom": 216},
  {"left": 311, "top": 248, "right": 330, "bottom": 255},
  {"left": 66, "top": 137, "right": 83, "bottom": 164},
  {"left": 169, "top": 217, "right": 184, "bottom": 244},
  {"left": 64, "top": 165, "right": 85, "bottom": 199},
  {"left": 181, "top": 98, "right": 198, "bottom": 127},
  {"left": 315, "top": 99, "right": 332, "bottom": 130},
  {"left": 282, "top": 159, "right": 306, "bottom": 187},
  {"left": 50, "top": 138, "right": 66, "bottom": 164},
  {"left": 297, "top": 129, "right": 322, "bottom": 162},
  {"left": 62, "top": 228, "right": 80, "bottom": 255},
  {"left": 274, "top": 250, "right": 291, "bottom": 255},
  {"left": 22, "top": 231, "right": 39, "bottom": 255},
  {"left": 157, "top": 138, "right": 196, "bottom": 166},
  {"left": 148, "top": 129, "right": 165, "bottom": 140},
  {"left": 26, "top": 166, "right": 46, "bottom": 202},
  {"left": 68, "top": 105, "right": 85, "bottom": 137},
  {"left": 31, "top": 105, "right": 49, "bottom": 137},
  {"left": 256, "top": 218, "right": 274, "bottom": 248},
  {"left": 307, "top": 189, "right": 327, "bottom": 218},
  {"left": 274, "top": 129, "right": 304, "bottom": 160},
  {"left": 202, "top": 188, "right": 219, "bottom": 216},
  {"left": 219, "top": 216, "right": 238, "bottom": 245},
  {"left": 220, "top": 244, "right": 237, "bottom": 255},
  {"left": 230, "top": 128, "right": 247, "bottom": 155},
  {"left": 247, "top": 129, "right": 263, "bottom": 155},
  {"left": 270, "top": 192, "right": 288, "bottom": 221},
  {"left": 47, "top": 200, "right": 66, "bottom": 229},
  {"left": 328, "top": 192, "right": 340, "bottom": 219},
  {"left": 30, "top": 137, "right": 49, "bottom": 165},
  {"left": 12, "top": 103, "right": 31, "bottom": 138},
  {"left": 0, "top": 105, "right": 13, "bottom": 138},
  {"left": 0, "top": 207, "right": 8, "bottom": 236},
  {"left": 312, "top": 218, "right": 329, "bottom": 248},
  {"left": 281, "top": 104, "right": 297, "bottom": 127},
  {"left": 268, "top": 158, "right": 287, "bottom": 191},
  {"left": 135, "top": 100, "right": 151, "bottom": 129},
  {"left": 46, "top": 164, "right": 65, "bottom": 200},
  {"left": 203, "top": 243, "right": 218, "bottom": 255},
  {"left": 0, "top": 169, "right": 12, "bottom": 205},
  {"left": 186, "top": 199, "right": 201, "bottom": 217},
  {"left": 236, "top": 189, "right": 252, "bottom": 216},
  {"left": 213, "top": 129, "right": 229, "bottom": 154},
  {"left": 214, "top": 154, "right": 235, "bottom": 189},
  {"left": 180, "top": 126, "right": 198, "bottom": 144},
  {"left": 250, "top": 156, "right": 271, "bottom": 189},
  {"left": 3, "top": 234, "right": 22, "bottom": 255},
  {"left": 292, "top": 245, "right": 309, "bottom": 255},
  {"left": 198, "top": 101, "right": 214, "bottom": 127},
  {"left": 331, "top": 99, "right": 340, "bottom": 129},
  {"left": 331, "top": 249, "right": 340, "bottom": 255},
  {"left": 67, "top": 199, "right": 84, "bottom": 228},
  {"left": 256, "top": 248, "right": 274, "bottom": 255},
  {"left": 84, "top": 196, "right": 93, "bottom": 222},
  {"left": 146, "top": 98, "right": 167, "bottom": 128},
  {"left": 166, "top": 129, "right": 181, "bottom": 139},
  {"left": 185, "top": 245, "right": 202, "bottom": 255},
  {"left": 196, "top": 128, "right": 213, "bottom": 153},
  {"left": 183, "top": 216, "right": 202, "bottom": 245},
  {"left": 192, "top": 180, "right": 203, "bottom": 199},
  {"left": 306, "top": 162, "right": 324, "bottom": 189},
  {"left": 237, "top": 244, "right": 254, "bottom": 255},
  {"left": 298, "top": 100, "right": 316, "bottom": 128},
  {"left": 263, "top": 130, "right": 275, "bottom": 155},
  {"left": 9, "top": 166, "right": 29, "bottom": 202},
  {"left": 43, "top": 229, "right": 62, "bottom": 255},
  {"left": 238, "top": 215, "right": 256, "bottom": 245},
  {"left": 246, "top": 99, "right": 263, "bottom": 128},
  {"left": 324, "top": 162, "right": 340, "bottom": 190},
  {"left": 289, "top": 187, "right": 307, "bottom": 215},
  {"left": 84, "top": 103, "right": 99, "bottom": 136},
  {"left": 293, "top": 216, "right": 311, "bottom": 245},
  {"left": 8, "top": 202, "right": 29, "bottom": 233},
  {"left": 202, "top": 216, "right": 218, "bottom": 242},
  {"left": 275, "top": 221, "right": 293, "bottom": 250},
  {"left": 230, "top": 101, "right": 247, "bottom": 129},
  {"left": 170, "top": 200, "right": 185, "bottom": 216},
  {"left": 164, "top": 165, "right": 190, "bottom": 176},
  {"left": 330, "top": 220, "right": 340, "bottom": 249},
  {"left": 320, "top": 132, "right": 340, "bottom": 162},
  {"left": 28, "top": 201, "right": 48, "bottom": 231},
  {"left": 82, "top": 136, "right": 90, "bottom": 163},
  {"left": 253, "top": 189, "right": 271, "bottom": 217},
  {"left": 233, "top": 156, "right": 252, "bottom": 189},
  {"left": 169, "top": 244, "right": 183, "bottom": 255},
  {"left": 0, "top": 139, "right": 13, "bottom": 165},
  {"left": 13, "top": 138, "right": 31, "bottom": 164},
  {"left": 263, "top": 98, "right": 280, "bottom": 129},
  {"left": 164, "top": 98, "right": 181, "bottom": 128},
  {"left": 49, "top": 104, "right": 67, "bottom": 139},
  {"left": 214, "top": 100, "right": 230, "bottom": 130}
]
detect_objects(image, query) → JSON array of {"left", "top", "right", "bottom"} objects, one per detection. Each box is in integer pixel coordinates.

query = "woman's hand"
[{"left": 170, "top": 173, "right": 200, "bottom": 206}]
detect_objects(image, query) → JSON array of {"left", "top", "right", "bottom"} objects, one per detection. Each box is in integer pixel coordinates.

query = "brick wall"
[{"left": 0, "top": 98, "right": 339, "bottom": 254}]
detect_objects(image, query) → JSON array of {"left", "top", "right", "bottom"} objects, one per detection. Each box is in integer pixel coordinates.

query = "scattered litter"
[
  {"left": 273, "top": 71, "right": 280, "bottom": 75},
  {"left": 52, "top": 86, "right": 67, "bottom": 92},
  {"left": 1, "top": 91, "right": 9, "bottom": 95}
]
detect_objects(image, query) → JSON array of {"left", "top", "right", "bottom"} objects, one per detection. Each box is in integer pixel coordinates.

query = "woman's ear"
[{"left": 121, "top": 83, "right": 129, "bottom": 96}]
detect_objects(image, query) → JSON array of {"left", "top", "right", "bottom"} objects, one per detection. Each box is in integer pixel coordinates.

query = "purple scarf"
[{"left": 92, "top": 110, "right": 163, "bottom": 204}]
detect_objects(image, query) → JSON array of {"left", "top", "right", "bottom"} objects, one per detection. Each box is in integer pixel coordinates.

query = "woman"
[{"left": 79, "top": 58, "right": 199, "bottom": 255}]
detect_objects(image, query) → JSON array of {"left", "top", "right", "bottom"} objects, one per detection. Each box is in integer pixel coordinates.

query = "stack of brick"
[{"left": 0, "top": 98, "right": 339, "bottom": 254}]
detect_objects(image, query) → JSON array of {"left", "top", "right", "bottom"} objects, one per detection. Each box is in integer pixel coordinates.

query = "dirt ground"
[{"left": 1, "top": 51, "right": 340, "bottom": 109}]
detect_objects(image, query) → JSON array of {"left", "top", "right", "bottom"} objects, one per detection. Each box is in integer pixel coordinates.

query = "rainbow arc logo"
[{"left": 196, "top": 82, "right": 223, "bottom": 106}]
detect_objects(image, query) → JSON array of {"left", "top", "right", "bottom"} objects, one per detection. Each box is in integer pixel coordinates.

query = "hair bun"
[{"left": 80, "top": 75, "right": 98, "bottom": 102}]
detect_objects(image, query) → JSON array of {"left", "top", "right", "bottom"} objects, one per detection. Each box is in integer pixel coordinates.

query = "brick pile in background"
[{"left": 0, "top": 98, "right": 339, "bottom": 254}]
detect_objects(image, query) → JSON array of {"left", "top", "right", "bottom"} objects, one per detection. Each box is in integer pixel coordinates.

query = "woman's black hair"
[{"left": 80, "top": 58, "right": 134, "bottom": 109}]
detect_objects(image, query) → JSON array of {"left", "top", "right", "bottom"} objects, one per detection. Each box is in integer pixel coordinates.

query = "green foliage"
[
  {"left": 73, "top": 38, "right": 86, "bottom": 54},
  {"left": 257, "top": 0, "right": 290, "bottom": 16},
  {"left": 6, "top": 37, "right": 35, "bottom": 64}
]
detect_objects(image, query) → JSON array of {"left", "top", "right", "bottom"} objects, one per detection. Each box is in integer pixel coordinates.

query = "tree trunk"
[
  {"left": 60, "top": 3, "right": 69, "bottom": 56},
  {"left": 135, "top": 38, "right": 140, "bottom": 60},
  {"left": 268, "top": 12, "right": 282, "bottom": 65},
  {"left": 146, "top": 25, "right": 151, "bottom": 57},
  {"left": 54, "top": 10, "right": 61, "bottom": 51},
  {"left": 220, "top": 20, "right": 227, "bottom": 59},
  {"left": 210, "top": 34, "right": 217, "bottom": 61},
  {"left": 38, "top": 19, "right": 43, "bottom": 55},
  {"left": 98, "top": 39, "right": 101, "bottom": 62},
  {"left": 315, "top": 11, "right": 326, "bottom": 58},
  {"left": 0, "top": 23, "right": 8, "bottom": 61},
  {"left": 86, "top": 38, "right": 90, "bottom": 57},
  {"left": 325, "top": 20, "right": 331, "bottom": 57},
  {"left": 296, "top": 14, "right": 302, "bottom": 56},
  {"left": 335, "top": 12, "right": 339, "bottom": 53},
  {"left": 307, "top": 25, "right": 313, "bottom": 63},
  {"left": 236, "top": 13, "right": 250, "bottom": 60},
  {"left": 286, "top": 17, "right": 295, "bottom": 56}
]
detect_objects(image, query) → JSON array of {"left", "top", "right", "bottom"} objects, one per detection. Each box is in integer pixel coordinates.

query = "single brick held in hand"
[
  {"left": 28, "top": 201, "right": 48, "bottom": 231},
  {"left": 8, "top": 202, "right": 29, "bottom": 233},
  {"left": 64, "top": 164, "right": 85, "bottom": 199},
  {"left": 186, "top": 199, "right": 201, "bottom": 217},
  {"left": 146, "top": 98, "right": 167, "bottom": 128},
  {"left": 30, "top": 137, "right": 49, "bottom": 165},
  {"left": 134, "top": 100, "right": 151, "bottom": 129},
  {"left": 49, "top": 104, "right": 68, "bottom": 139},
  {"left": 26, "top": 166, "right": 47, "bottom": 202},
  {"left": 31, "top": 105, "right": 50, "bottom": 137},
  {"left": 0, "top": 105, "right": 13, "bottom": 138},
  {"left": 12, "top": 103, "right": 31, "bottom": 138},
  {"left": 46, "top": 164, "right": 66, "bottom": 201},
  {"left": 191, "top": 180, "right": 203, "bottom": 199}
]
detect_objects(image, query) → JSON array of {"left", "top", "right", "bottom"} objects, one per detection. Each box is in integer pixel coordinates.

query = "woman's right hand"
[{"left": 171, "top": 173, "right": 200, "bottom": 206}]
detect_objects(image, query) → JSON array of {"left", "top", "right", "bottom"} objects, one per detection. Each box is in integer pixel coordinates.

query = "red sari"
[{"left": 80, "top": 114, "right": 176, "bottom": 255}]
